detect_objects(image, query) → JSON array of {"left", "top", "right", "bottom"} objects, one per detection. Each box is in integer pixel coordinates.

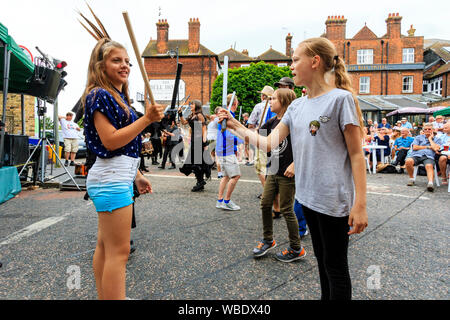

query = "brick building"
[
  {"left": 322, "top": 13, "right": 446, "bottom": 122},
  {"left": 0, "top": 93, "right": 35, "bottom": 136},
  {"left": 142, "top": 18, "right": 220, "bottom": 105},
  {"left": 324, "top": 13, "right": 424, "bottom": 96}
]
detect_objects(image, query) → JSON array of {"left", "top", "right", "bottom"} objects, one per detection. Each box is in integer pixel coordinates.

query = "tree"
[{"left": 210, "top": 61, "right": 304, "bottom": 116}]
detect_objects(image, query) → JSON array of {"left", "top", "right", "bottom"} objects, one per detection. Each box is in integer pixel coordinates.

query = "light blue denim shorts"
[{"left": 86, "top": 155, "right": 140, "bottom": 213}]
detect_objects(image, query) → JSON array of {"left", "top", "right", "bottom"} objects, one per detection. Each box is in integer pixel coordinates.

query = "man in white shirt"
[
  {"left": 247, "top": 86, "right": 275, "bottom": 187},
  {"left": 207, "top": 108, "right": 222, "bottom": 177},
  {"left": 59, "top": 112, "right": 81, "bottom": 166}
]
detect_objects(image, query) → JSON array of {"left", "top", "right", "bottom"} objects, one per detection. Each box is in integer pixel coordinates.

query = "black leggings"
[{"left": 302, "top": 205, "right": 351, "bottom": 300}]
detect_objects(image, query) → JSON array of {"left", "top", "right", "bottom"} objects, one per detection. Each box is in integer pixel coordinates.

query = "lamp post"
[{"left": 167, "top": 46, "right": 179, "bottom": 107}]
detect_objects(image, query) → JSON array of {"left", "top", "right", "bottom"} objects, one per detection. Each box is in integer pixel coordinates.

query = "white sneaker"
[
  {"left": 216, "top": 200, "right": 225, "bottom": 209},
  {"left": 427, "top": 182, "right": 434, "bottom": 192},
  {"left": 222, "top": 200, "right": 240, "bottom": 211}
]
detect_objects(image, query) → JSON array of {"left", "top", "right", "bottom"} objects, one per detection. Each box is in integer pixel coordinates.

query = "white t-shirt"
[
  {"left": 281, "top": 88, "right": 360, "bottom": 217},
  {"left": 248, "top": 100, "right": 271, "bottom": 128},
  {"left": 60, "top": 118, "right": 80, "bottom": 139},
  {"left": 206, "top": 117, "right": 219, "bottom": 141}
]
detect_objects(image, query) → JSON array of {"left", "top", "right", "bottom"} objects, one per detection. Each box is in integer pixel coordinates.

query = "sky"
[{"left": 1, "top": 0, "right": 449, "bottom": 116}]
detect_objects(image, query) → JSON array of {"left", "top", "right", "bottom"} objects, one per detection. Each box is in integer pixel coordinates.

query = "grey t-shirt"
[{"left": 281, "top": 88, "right": 360, "bottom": 217}]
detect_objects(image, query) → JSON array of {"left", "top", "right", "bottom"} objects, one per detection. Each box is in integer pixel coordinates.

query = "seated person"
[
  {"left": 392, "top": 128, "right": 414, "bottom": 173},
  {"left": 368, "top": 127, "right": 390, "bottom": 167},
  {"left": 405, "top": 123, "right": 442, "bottom": 191},
  {"left": 436, "top": 122, "right": 450, "bottom": 185}
]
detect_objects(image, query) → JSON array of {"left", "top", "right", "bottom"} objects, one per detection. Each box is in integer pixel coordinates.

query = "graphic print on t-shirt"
[
  {"left": 271, "top": 138, "right": 288, "bottom": 157},
  {"left": 309, "top": 120, "right": 321, "bottom": 136}
]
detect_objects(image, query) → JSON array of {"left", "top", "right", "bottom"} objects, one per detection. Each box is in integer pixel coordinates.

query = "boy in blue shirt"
[{"left": 215, "top": 94, "right": 244, "bottom": 211}]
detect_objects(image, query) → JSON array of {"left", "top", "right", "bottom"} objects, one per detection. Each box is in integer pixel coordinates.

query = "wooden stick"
[
  {"left": 258, "top": 99, "right": 270, "bottom": 129},
  {"left": 122, "top": 11, "right": 156, "bottom": 106}
]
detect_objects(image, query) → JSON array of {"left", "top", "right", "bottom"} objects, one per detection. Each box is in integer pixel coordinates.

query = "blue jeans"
[{"left": 294, "top": 200, "right": 307, "bottom": 236}]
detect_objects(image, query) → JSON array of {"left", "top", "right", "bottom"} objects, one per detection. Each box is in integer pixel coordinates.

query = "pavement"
[{"left": 0, "top": 157, "right": 448, "bottom": 300}]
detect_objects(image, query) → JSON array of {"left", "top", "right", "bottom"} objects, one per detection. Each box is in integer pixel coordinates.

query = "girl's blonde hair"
[
  {"left": 275, "top": 88, "right": 297, "bottom": 110},
  {"left": 299, "top": 37, "right": 365, "bottom": 134},
  {"left": 81, "top": 38, "right": 131, "bottom": 116}
]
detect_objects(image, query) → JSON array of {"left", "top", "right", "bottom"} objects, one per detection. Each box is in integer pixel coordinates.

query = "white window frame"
[
  {"left": 357, "top": 49, "right": 373, "bottom": 65},
  {"left": 359, "top": 77, "right": 370, "bottom": 94},
  {"left": 277, "top": 63, "right": 288, "bottom": 67},
  {"left": 402, "top": 48, "right": 415, "bottom": 63},
  {"left": 402, "top": 76, "right": 413, "bottom": 93},
  {"left": 240, "top": 64, "right": 250, "bottom": 68}
]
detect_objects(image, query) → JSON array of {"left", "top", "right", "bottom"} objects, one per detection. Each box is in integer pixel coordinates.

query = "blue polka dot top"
[{"left": 84, "top": 88, "right": 142, "bottom": 159}]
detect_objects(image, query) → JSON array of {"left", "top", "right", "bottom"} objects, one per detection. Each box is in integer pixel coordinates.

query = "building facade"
[
  {"left": 218, "top": 33, "right": 293, "bottom": 69},
  {"left": 423, "top": 40, "right": 450, "bottom": 98},
  {"left": 0, "top": 93, "right": 35, "bottom": 136},
  {"left": 324, "top": 13, "right": 424, "bottom": 96},
  {"left": 142, "top": 18, "right": 220, "bottom": 106}
]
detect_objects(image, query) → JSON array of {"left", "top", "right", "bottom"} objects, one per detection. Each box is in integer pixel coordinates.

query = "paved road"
[{"left": 0, "top": 160, "right": 448, "bottom": 300}]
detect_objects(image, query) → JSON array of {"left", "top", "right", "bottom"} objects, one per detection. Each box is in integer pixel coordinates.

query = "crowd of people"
[
  {"left": 76, "top": 29, "right": 450, "bottom": 301},
  {"left": 363, "top": 115, "right": 450, "bottom": 191}
]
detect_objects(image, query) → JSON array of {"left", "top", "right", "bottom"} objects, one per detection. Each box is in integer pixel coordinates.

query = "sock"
[
  {"left": 224, "top": 199, "right": 230, "bottom": 204},
  {"left": 217, "top": 199, "right": 223, "bottom": 202}
]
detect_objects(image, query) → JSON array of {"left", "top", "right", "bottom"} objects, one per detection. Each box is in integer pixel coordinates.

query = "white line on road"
[
  {"left": 0, "top": 214, "right": 69, "bottom": 246},
  {"left": 147, "top": 174, "right": 429, "bottom": 200}
]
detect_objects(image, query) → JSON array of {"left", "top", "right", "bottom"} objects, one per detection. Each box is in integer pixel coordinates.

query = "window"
[
  {"left": 402, "top": 76, "right": 413, "bottom": 93},
  {"left": 402, "top": 48, "right": 415, "bottom": 63},
  {"left": 277, "top": 63, "right": 288, "bottom": 67},
  {"left": 359, "top": 77, "right": 370, "bottom": 94},
  {"left": 357, "top": 49, "right": 373, "bottom": 64},
  {"left": 240, "top": 64, "right": 250, "bottom": 68}
]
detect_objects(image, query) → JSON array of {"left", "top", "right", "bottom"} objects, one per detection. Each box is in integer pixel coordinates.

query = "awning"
[
  {"left": 433, "top": 106, "right": 450, "bottom": 117},
  {"left": 0, "top": 23, "right": 35, "bottom": 93}
]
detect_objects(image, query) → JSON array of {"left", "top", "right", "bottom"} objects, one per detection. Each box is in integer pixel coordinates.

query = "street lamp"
[{"left": 167, "top": 47, "right": 179, "bottom": 107}]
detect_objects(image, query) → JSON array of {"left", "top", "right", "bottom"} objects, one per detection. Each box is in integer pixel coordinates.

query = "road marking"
[
  {"left": 367, "top": 191, "right": 429, "bottom": 200},
  {"left": 0, "top": 214, "right": 68, "bottom": 246},
  {"left": 147, "top": 174, "right": 429, "bottom": 199}
]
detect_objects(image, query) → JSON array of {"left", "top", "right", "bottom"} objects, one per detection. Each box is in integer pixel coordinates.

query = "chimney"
[
  {"left": 156, "top": 19, "right": 169, "bottom": 54},
  {"left": 386, "top": 13, "right": 402, "bottom": 38},
  {"left": 286, "top": 33, "right": 293, "bottom": 57},
  {"left": 242, "top": 49, "right": 249, "bottom": 56},
  {"left": 188, "top": 18, "right": 200, "bottom": 53},
  {"left": 325, "top": 15, "right": 347, "bottom": 40}
]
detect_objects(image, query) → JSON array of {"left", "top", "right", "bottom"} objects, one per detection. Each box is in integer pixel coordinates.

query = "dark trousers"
[
  {"left": 395, "top": 149, "right": 409, "bottom": 166},
  {"left": 151, "top": 138, "right": 162, "bottom": 162},
  {"left": 260, "top": 175, "right": 300, "bottom": 251},
  {"left": 161, "top": 144, "right": 176, "bottom": 168},
  {"left": 302, "top": 206, "right": 351, "bottom": 300}
]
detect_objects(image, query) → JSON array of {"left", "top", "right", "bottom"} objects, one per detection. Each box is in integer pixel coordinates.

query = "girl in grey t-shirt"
[{"left": 218, "top": 37, "right": 368, "bottom": 300}]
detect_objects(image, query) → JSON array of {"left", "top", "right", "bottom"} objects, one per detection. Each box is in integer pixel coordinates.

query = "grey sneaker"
[
  {"left": 253, "top": 239, "right": 277, "bottom": 257},
  {"left": 275, "top": 247, "right": 307, "bottom": 263},
  {"left": 407, "top": 179, "right": 415, "bottom": 186},
  {"left": 222, "top": 200, "right": 240, "bottom": 211}
]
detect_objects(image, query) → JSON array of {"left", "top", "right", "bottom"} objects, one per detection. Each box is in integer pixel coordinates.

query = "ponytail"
[
  {"left": 333, "top": 56, "right": 365, "bottom": 136},
  {"left": 300, "top": 38, "right": 365, "bottom": 137}
]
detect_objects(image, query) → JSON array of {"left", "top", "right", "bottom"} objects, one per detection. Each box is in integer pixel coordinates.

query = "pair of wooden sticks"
[{"left": 78, "top": 4, "right": 156, "bottom": 105}]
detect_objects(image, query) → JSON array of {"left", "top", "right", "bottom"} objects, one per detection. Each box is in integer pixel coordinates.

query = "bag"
[
  {"left": 376, "top": 163, "right": 397, "bottom": 174},
  {"left": 417, "top": 165, "right": 427, "bottom": 176}
]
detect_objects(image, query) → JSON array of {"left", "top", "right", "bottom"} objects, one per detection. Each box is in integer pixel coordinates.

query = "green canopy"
[
  {"left": 0, "top": 22, "right": 35, "bottom": 93},
  {"left": 433, "top": 106, "right": 450, "bottom": 117}
]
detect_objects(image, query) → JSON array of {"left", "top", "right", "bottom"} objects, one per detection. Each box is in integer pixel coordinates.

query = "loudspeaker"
[
  {"left": 24, "top": 66, "right": 62, "bottom": 104},
  {"left": 2, "top": 134, "right": 30, "bottom": 166}
]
